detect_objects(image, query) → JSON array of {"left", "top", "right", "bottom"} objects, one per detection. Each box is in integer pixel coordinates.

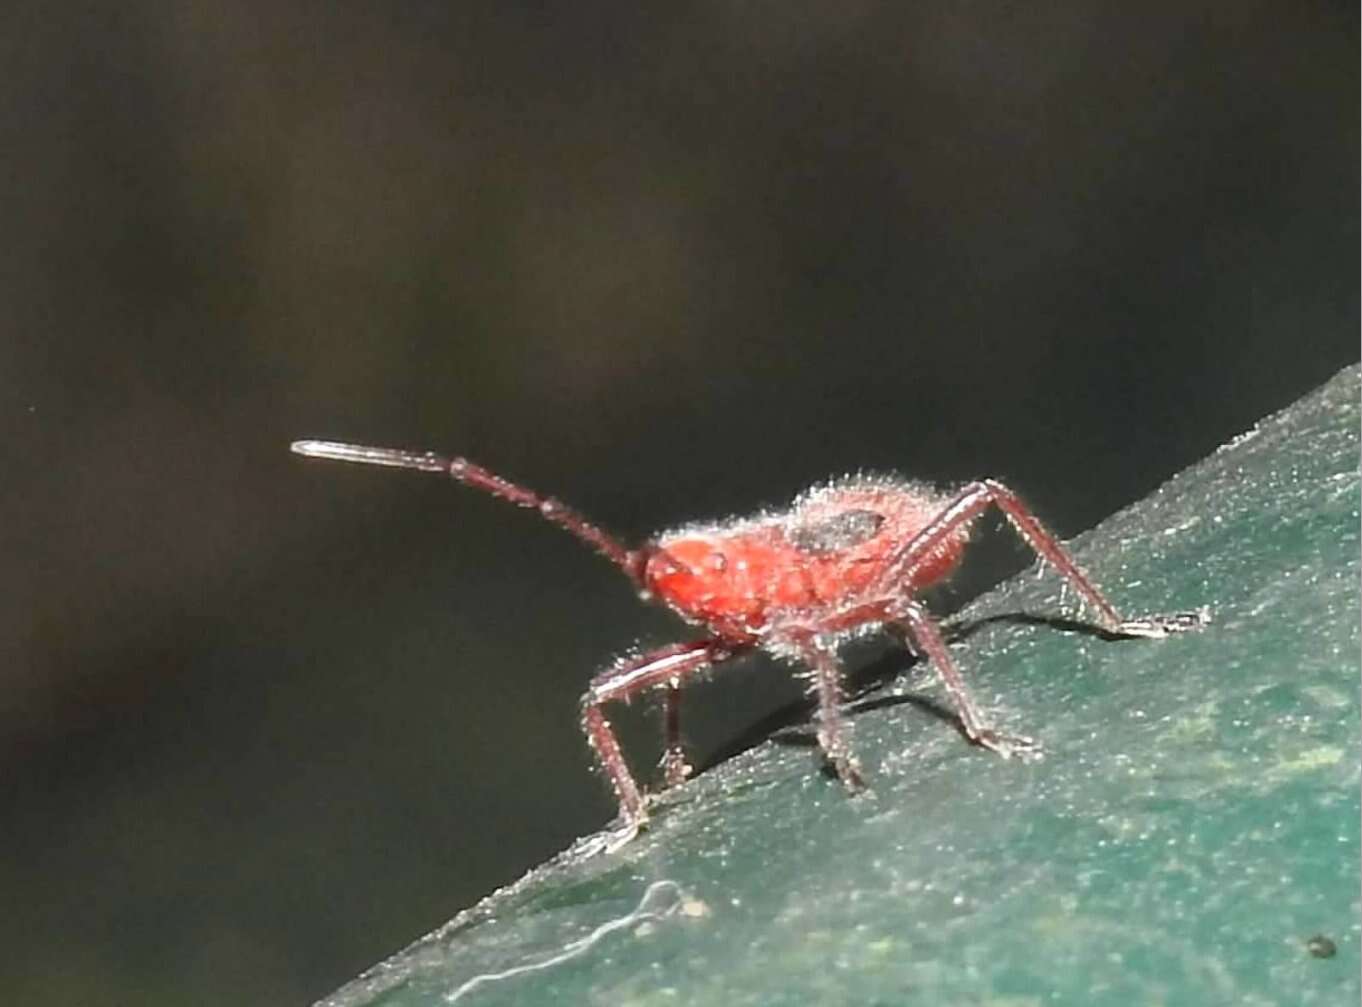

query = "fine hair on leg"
[
  {"left": 892, "top": 599, "right": 1038, "bottom": 759},
  {"left": 878, "top": 479, "right": 1124, "bottom": 629},
  {"left": 793, "top": 638, "right": 865, "bottom": 791},
  {"left": 580, "top": 640, "right": 741, "bottom": 828}
]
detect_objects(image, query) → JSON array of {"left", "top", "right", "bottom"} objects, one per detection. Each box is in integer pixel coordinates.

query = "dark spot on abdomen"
[{"left": 788, "top": 509, "right": 885, "bottom": 554}]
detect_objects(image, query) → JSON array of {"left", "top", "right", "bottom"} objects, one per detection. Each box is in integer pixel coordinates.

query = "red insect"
[{"left": 292, "top": 440, "right": 1204, "bottom": 840}]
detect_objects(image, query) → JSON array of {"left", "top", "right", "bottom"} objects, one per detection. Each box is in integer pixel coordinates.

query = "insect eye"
[{"left": 645, "top": 546, "right": 701, "bottom": 582}]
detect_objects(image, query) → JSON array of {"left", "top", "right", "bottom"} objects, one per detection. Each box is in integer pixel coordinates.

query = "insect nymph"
[{"left": 292, "top": 440, "right": 1204, "bottom": 840}]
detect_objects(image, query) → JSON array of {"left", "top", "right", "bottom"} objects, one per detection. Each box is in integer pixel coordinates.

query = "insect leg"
[
  {"left": 891, "top": 599, "right": 1041, "bottom": 758},
  {"left": 880, "top": 480, "right": 1206, "bottom": 636},
  {"left": 793, "top": 639, "right": 865, "bottom": 792},
  {"left": 659, "top": 683, "right": 691, "bottom": 788},
  {"left": 582, "top": 640, "right": 739, "bottom": 830}
]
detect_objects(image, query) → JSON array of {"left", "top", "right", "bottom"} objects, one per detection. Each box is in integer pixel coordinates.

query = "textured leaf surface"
[{"left": 320, "top": 366, "right": 1360, "bottom": 1007}]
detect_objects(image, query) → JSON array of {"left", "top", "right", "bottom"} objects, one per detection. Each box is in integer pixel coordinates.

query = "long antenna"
[{"left": 291, "top": 440, "right": 635, "bottom": 571}]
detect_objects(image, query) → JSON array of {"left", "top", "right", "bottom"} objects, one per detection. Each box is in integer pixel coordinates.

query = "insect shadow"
[{"left": 693, "top": 610, "right": 1120, "bottom": 778}]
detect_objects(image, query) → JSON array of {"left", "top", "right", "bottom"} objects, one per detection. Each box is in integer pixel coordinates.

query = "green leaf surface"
[{"left": 319, "top": 366, "right": 1360, "bottom": 1007}]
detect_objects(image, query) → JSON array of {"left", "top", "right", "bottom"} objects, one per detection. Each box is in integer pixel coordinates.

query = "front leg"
[
  {"left": 658, "top": 683, "right": 692, "bottom": 788},
  {"left": 581, "top": 639, "right": 741, "bottom": 836}
]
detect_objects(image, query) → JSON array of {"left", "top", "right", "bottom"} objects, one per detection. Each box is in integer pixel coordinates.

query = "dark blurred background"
[{"left": 4, "top": 3, "right": 1356, "bottom": 1004}]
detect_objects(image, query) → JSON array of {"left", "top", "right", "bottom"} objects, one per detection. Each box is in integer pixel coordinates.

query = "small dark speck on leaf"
[{"left": 1305, "top": 934, "right": 1337, "bottom": 959}]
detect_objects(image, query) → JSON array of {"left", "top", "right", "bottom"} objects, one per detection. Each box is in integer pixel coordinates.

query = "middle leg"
[
  {"left": 892, "top": 598, "right": 1040, "bottom": 758},
  {"left": 792, "top": 638, "right": 866, "bottom": 791}
]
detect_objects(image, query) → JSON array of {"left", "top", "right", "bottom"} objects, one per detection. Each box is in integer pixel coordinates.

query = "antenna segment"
[{"left": 291, "top": 440, "right": 634, "bottom": 570}]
